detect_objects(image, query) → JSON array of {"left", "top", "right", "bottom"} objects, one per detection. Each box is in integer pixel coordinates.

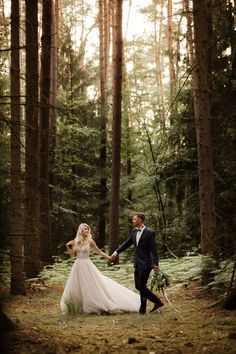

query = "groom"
[{"left": 110, "top": 212, "right": 163, "bottom": 314}]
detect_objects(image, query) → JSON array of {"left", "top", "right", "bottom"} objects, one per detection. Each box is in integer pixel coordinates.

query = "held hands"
[{"left": 108, "top": 251, "right": 118, "bottom": 262}]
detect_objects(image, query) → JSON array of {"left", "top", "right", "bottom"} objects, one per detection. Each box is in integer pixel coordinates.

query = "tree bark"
[
  {"left": 39, "top": 0, "right": 52, "bottom": 264},
  {"left": 49, "top": 0, "right": 59, "bottom": 253},
  {"left": 109, "top": 0, "right": 122, "bottom": 255},
  {"left": 167, "top": 0, "right": 176, "bottom": 121},
  {"left": 122, "top": 40, "right": 132, "bottom": 236},
  {"left": 183, "top": 0, "right": 194, "bottom": 68},
  {"left": 192, "top": 0, "right": 216, "bottom": 257},
  {"left": 153, "top": 0, "right": 165, "bottom": 128},
  {"left": 10, "top": 0, "right": 25, "bottom": 295},
  {"left": 123, "top": 63, "right": 132, "bottom": 204},
  {"left": 24, "top": 0, "right": 41, "bottom": 277},
  {"left": 98, "top": 0, "right": 108, "bottom": 248},
  {"left": 1, "top": 0, "right": 9, "bottom": 41}
]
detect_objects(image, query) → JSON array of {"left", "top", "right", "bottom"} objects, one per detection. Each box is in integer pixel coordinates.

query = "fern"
[{"left": 65, "top": 298, "right": 83, "bottom": 316}]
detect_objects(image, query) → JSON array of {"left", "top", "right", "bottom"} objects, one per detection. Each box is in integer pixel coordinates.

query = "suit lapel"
[{"left": 132, "top": 230, "right": 138, "bottom": 246}]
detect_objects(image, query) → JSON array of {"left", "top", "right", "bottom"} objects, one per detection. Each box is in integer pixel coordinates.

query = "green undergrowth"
[
  {"left": 1, "top": 251, "right": 235, "bottom": 298},
  {"left": 29, "top": 253, "right": 235, "bottom": 297}
]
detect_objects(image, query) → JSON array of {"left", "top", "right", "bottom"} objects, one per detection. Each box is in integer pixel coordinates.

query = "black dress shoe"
[
  {"left": 139, "top": 309, "right": 146, "bottom": 314},
  {"left": 139, "top": 307, "right": 146, "bottom": 314},
  {"left": 149, "top": 301, "right": 164, "bottom": 313}
]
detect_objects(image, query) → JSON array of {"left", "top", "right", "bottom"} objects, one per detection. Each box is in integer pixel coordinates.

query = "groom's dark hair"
[{"left": 134, "top": 212, "right": 145, "bottom": 221}]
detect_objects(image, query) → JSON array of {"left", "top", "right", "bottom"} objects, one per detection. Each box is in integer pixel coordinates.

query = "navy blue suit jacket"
[{"left": 116, "top": 226, "right": 158, "bottom": 270}]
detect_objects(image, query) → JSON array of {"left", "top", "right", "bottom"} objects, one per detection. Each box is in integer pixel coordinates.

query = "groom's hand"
[
  {"left": 153, "top": 265, "right": 159, "bottom": 271},
  {"left": 110, "top": 251, "right": 118, "bottom": 261}
]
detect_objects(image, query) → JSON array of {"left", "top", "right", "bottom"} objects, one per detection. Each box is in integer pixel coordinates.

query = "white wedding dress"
[{"left": 60, "top": 243, "right": 140, "bottom": 314}]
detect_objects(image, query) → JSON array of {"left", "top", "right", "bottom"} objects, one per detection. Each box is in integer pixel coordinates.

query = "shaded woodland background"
[{"left": 0, "top": 0, "right": 235, "bottom": 298}]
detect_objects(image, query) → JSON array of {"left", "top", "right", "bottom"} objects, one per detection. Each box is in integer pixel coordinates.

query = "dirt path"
[{"left": 2, "top": 282, "right": 236, "bottom": 354}]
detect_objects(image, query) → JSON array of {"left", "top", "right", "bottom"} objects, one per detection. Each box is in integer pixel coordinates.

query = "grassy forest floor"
[{"left": 1, "top": 255, "right": 236, "bottom": 354}]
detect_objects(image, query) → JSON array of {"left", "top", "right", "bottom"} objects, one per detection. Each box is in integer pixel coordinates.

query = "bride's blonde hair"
[{"left": 73, "top": 223, "right": 92, "bottom": 252}]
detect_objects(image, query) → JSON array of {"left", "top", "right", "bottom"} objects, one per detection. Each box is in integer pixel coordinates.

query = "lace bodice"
[{"left": 76, "top": 243, "right": 90, "bottom": 259}]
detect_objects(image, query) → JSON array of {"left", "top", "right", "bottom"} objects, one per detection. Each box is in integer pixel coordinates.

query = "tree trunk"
[
  {"left": 24, "top": 0, "right": 41, "bottom": 277},
  {"left": 98, "top": 0, "right": 108, "bottom": 248},
  {"left": 49, "top": 0, "right": 58, "bottom": 135},
  {"left": 39, "top": 0, "right": 52, "bottom": 264},
  {"left": 153, "top": 0, "right": 165, "bottom": 128},
  {"left": 123, "top": 63, "right": 132, "bottom": 204},
  {"left": 109, "top": 0, "right": 122, "bottom": 255},
  {"left": 122, "top": 43, "right": 132, "bottom": 236},
  {"left": 183, "top": 0, "right": 194, "bottom": 68},
  {"left": 167, "top": 0, "right": 176, "bottom": 121},
  {"left": 49, "top": 0, "right": 58, "bottom": 253},
  {"left": 175, "top": 16, "right": 182, "bottom": 95},
  {"left": 192, "top": 0, "right": 216, "bottom": 257},
  {"left": 1, "top": 0, "right": 9, "bottom": 41},
  {"left": 10, "top": 0, "right": 25, "bottom": 295}
]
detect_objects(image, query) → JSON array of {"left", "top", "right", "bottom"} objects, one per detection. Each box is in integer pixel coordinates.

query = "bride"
[{"left": 60, "top": 223, "right": 140, "bottom": 314}]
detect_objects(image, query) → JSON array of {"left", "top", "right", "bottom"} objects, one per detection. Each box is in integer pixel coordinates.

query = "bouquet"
[
  {"left": 150, "top": 268, "right": 170, "bottom": 293},
  {"left": 151, "top": 269, "right": 178, "bottom": 311}
]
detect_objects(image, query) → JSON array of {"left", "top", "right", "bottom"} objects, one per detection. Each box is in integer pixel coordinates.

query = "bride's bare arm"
[
  {"left": 66, "top": 240, "right": 74, "bottom": 249},
  {"left": 66, "top": 240, "right": 75, "bottom": 256},
  {"left": 90, "top": 240, "right": 111, "bottom": 260}
]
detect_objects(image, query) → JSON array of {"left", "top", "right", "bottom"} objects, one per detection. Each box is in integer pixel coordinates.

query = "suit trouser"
[{"left": 134, "top": 267, "right": 159, "bottom": 310}]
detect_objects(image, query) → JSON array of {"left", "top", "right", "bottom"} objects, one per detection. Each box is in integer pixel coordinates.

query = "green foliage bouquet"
[{"left": 150, "top": 269, "right": 170, "bottom": 293}]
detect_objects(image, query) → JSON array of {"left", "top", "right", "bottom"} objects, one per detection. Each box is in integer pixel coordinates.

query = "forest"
[{"left": 0, "top": 0, "right": 236, "bottom": 353}]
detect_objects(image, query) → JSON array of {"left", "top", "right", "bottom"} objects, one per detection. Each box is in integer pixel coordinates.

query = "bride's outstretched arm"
[{"left": 90, "top": 240, "right": 111, "bottom": 260}]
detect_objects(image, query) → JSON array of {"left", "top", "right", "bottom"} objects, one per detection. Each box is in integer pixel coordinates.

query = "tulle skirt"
[{"left": 60, "top": 258, "right": 140, "bottom": 314}]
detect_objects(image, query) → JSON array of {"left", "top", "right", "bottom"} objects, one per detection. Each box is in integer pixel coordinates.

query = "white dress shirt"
[{"left": 136, "top": 226, "right": 145, "bottom": 246}]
